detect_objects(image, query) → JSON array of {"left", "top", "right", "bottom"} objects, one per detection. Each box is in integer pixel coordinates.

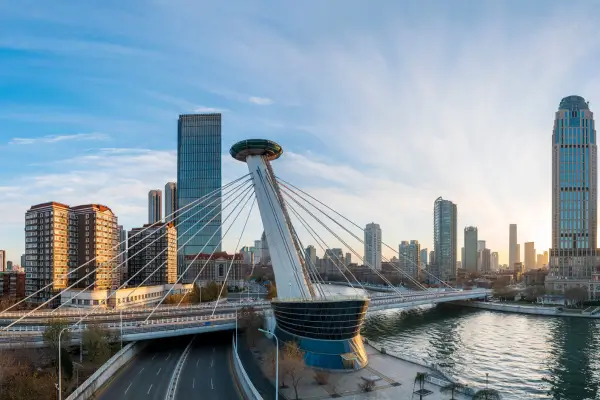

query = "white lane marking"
[
  {"left": 166, "top": 353, "right": 171, "bottom": 361},
  {"left": 196, "top": 358, "right": 199, "bottom": 367},
  {"left": 156, "top": 367, "right": 162, "bottom": 375},
  {"left": 124, "top": 382, "right": 133, "bottom": 395},
  {"left": 147, "top": 384, "right": 153, "bottom": 394},
  {"left": 210, "top": 358, "right": 214, "bottom": 368},
  {"left": 193, "top": 378, "right": 195, "bottom": 389},
  {"left": 138, "top": 367, "right": 144, "bottom": 374},
  {"left": 211, "top": 378, "right": 214, "bottom": 390},
  {"left": 152, "top": 355, "right": 156, "bottom": 360}
]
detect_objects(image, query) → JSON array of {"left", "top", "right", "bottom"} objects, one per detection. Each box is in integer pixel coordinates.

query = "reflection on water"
[{"left": 361, "top": 305, "right": 600, "bottom": 400}]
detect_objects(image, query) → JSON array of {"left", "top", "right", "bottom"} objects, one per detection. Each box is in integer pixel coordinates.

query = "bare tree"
[
  {"left": 281, "top": 341, "right": 308, "bottom": 400},
  {"left": 564, "top": 287, "right": 588, "bottom": 307}
]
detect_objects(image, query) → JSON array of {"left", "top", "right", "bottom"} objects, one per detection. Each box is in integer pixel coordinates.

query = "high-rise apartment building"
[
  {"left": 463, "top": 226, "right": 478, "bottom": 273},
  {"left": 148, "top": 190, "right": 162, "bottom": 225},
  {"left": 364, "top": 223, "right": 382, "bottom": 271},
  {"left": 399, "top": 240, "right": 420, "bottom": 279},
  {"left": 305, "top": 245, "right": 317, "bottom": 269},
  {"left": 548, "top": 95, "right": 598, "bottom": 291},
  {"left": 516, "top": 244, "right": 521, "bottom": 263},
  {"left": 509, "top": 224, "right": 518, "bottom": 268},
  {"left": 543, "top": 251, "right": 549, "bottom": 266},
  {"left": 177, "top": 114, "right": 222, "bottom": 274},
  {"left": 71, "top": 204, "right": 119, "bottom": 290},
  {"left": 433, "top": 197, "right": 457, "bottom": 281},
  {"left": 537, "top": 254, "right": 544, "bottom": 268},
  {"left": 479, "top": 248, "right": 491, "bottom": 273},
  {"left": 524, "top": 242, "right": 536, "bottom": 271},
  {"left": 0, "top": 250, "right": 5, "bottom": 272},
  {"left": 420, "top": 248, "right": 428, "bottom": 266},
  {"left": 128, "top": 223, "right": 177, "bottom": 286},
  {"left": 345, "top": 252, "right": 352, "bottom": 266},
  {"left": 165, "top": 182, "right": 177, "bottom": 223},
  {"left": 491, "top": 251, "right": 499, "bottom": 271},
  {"left": 24, "top": 202, "right": 78, "bottom": 305}
]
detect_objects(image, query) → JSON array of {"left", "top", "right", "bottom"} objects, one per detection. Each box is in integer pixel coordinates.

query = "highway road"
[
  {"left": 96, "top": 333, "right": 242, "bottom": 400},
  {"left": 175, "top": 332, "right": 242, "bottom": 400},
  {"left": 96, "top": 336, "right": 189, "bottom": 400}
]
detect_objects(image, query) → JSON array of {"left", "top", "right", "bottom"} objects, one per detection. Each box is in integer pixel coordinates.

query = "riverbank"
[{"left": 450, "top": 300, "right": 600, "bottom": 318}]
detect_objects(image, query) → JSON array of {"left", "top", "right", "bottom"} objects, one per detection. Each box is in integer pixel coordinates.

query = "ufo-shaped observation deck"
[{"left": 230, "top": 139, "right": 283, "bottom": 162}]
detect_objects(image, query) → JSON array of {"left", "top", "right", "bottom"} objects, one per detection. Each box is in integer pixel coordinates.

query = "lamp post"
[
  {"left": 58, "top": 326, "right": 70, "bottom": 400},
  {"left": 258, "top": 328, "right": 279, "bottom": 400},
  {"left": 120, "top": 308, "right": 123, "bottom": 350}
]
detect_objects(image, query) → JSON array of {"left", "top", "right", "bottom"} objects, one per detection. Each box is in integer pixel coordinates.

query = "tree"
[
  {"left": 472, "top": 389, "right": 502, "bottom": 400},
  {"left": 523, "top": 285, "right": 546, "bottom": 302},
  {"left": 83, "top": 324, "right": 112, "bottom": 363},
  {"left": 201, "top": 281, "right": 228, "bottom": 302},
  {"left": 280, "top": 341, "right": 307, "bottom": 400},
  {"left": 43, "top": 319, "right": 70, "bottom": 352},
  {"left": 564, "top": 287, "right": 588, "bottom": 307},
  {"left": 266, "top": 283, "right": 277, "bottom": 300},
  {"left": 413, "top": 372, "right": 428, "bottom": 400},
  {"left": 1, "top": 366, "right": 57, "bottom": 400},
  {"left": 440, "top": 381, "right": 466, "bottom": 399},
  {"left": 238, "top": 306, "right": 264, "bottom": 346}
]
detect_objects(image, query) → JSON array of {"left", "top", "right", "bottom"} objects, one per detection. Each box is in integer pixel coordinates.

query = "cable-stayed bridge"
[{"left": 1, "top": 139, "right": 489, "bottom": 366}]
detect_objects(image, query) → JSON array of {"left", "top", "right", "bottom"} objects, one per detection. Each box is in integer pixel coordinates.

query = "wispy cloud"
[
  {"left": 193, "top": 106, "right": 226, "bottom": 113},
  {"left": 9, "top": 133, "right": 109, "bottom": 145},
  {"left": 211, "top": 89, "right": 274, "bottom": 105},
  {"left": 248, "top": 96, "right": 273, "bottom": 105}
]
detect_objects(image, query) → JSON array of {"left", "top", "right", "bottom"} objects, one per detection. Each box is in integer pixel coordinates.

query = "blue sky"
[{"left": 2, "top": 0, "right": 600, "bottom": 265}]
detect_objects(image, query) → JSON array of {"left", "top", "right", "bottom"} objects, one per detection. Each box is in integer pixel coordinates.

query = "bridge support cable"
[
  {"left": 210, "top": 198, "right": 256, "bottom": 318},
  {"left": 146, "top": 187, "right": 256, "bottom": 317},
  {"left": 284, "top": 196, "right": 364, "bottom": 297},
  {"left": 86, "top": 183, "right": 256, "bottom": 323},
  {"left": 63, "top": 183, "right": 255, "bottom": 329},
  {"left": 277, "top": 177, "right": 457, "bottom": 292},
  {"left": 255, "top": 164, "right": 311, "bottom": 300},
  {"left": 279, "top": 182, "right": 431, "bottom": 293},
  {"left": 49, "top": 179, "right": 253, "bottom": 316},
  {"left": 0, "top": 179, "right": 253, "bottom": 331},
  {"left": 1, "top": 174, "right": 251, "bottom": 315},
  {"left": 279, "top": 186, "right": 405, "bottom": 297}
]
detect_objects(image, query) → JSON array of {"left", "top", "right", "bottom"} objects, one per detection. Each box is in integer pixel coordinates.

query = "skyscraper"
[
  {"left": 0, "top": 250, "right": 5, "bottom": 272},
  {"left": 364, "top": 223, "right": 382, "bottom": 271},
  {"left": 118, "top": 225, "right": 128, "bottom": 284},
  {"left": 148, "top": 190, "right": 162, "bottom": 224},
  {"left": 177, "top": 114, "right": 222, "bottom": 273},
  {"left": 305, "top": 245, "right": 317, "bottom": 269},
  {"left": 509, "top": 224, "right": 518, "bottom": 268},
  {"left": 399, "top": 240, "right": 420, "bottom": 279},
  {"left": 491, "top": 251, "right": 499, "bottom": 271},
  {"left": 128, "top": 222, "right": 177, "bottom": 286},
  {"left": 164, "top": 182, "right": 177, "bottom": 223},
  {"left": 524, "top": 241, "right": 536, "bottom": 271},
  {"left": 479, "top": 248, "right": 491, "bottom": 273},
  {"left": 420, "top": 248, "right": 428, "bottom": 266},
  {"left": 516, "top": 243, "right": 521, "bottom": 263},
  {"left": 463, "top": 226, "right": 478, "bottom": 273},
  {"left": 433, "top": 197, "right": 457, "bottom": 281},
  {"left": 548, "top": 95, "right": 597, "bottom": 290}
]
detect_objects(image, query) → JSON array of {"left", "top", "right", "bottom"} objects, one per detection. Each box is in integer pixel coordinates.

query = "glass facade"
[
  {"left": 551, "top": 96, "right": 597, "bottom": 279},
  {"left": 433, "top": 197, "right": 457, "bottom": 281},
  {"left": 177, "top": 114, "right": 222, "bottom": 277}
]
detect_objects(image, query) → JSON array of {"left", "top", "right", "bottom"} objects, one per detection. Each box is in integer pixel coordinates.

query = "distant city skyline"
[{"left": 3, "top": 2, "right": 598, "bottom": 264}]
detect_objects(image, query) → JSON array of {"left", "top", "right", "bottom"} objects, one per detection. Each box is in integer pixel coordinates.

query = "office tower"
[
  {"left": 71, "top": 204, "right": 119, "bottom": 291},
  {"left": 323, "top": 248, "right": 345, "bottom": 274},
  {"left": 20, "top": 254, "right": 25, "bottom": 269},
  {"left": 177, "top": 114, "right": 222, "bottom": 273},
  {"left": 165, "top": 182, "right": 177, "bottom": 223},
  {"left": 24, "top": 202, "right": 78, "bottom": 305},
  {"left": 0, "top": 250, "right": 5, "bottom": 272},
  {"left": 524, "top": 242, "right": 536, "bottom": 271},
  {"left": 399, "top": 240, "right": 420, "bottom": 279},
  {"left": 420, "top": 248, "right": 428, "bottom": 266},
  {"left": 543, "top": 251, "right": 549, "bottom": 266},
  {"left": 479, "top": 248, "right": 491, "bottom": 273},
  {"left": 537, "top": 254, "right": 544, "bottom": 268},
  {"left": 364, "top": 223, "right": 382, "bottom": 271},
  {"left": 491, "top": 251, "right": 499, "bottom": 271},
  {"left": 463, "top": 226, "right": 478, "bottom": 273},
  {"left": 548, "top": 96, "right": 598, "bottom": 288},
  {"left": 477, "top": 240, "right": 486, "bottom": 252},
  {"left": 433, "top": 197, "right": 458, "bottom": 281},
  {"left": 128, "top": 222, "right": 177, "bottom": 286},
  {"left": 305, "top": 245, "right": 317, "bottom": 269},
  {"left": 345, "top": 252, "right": 352, "bottom": 266},
  {"left": 509, "top": 224, "right": 518, "bottom": 268},
  {"left": 118, "top": 225, "right": 127, "bottom": 284},
  {"left": 6, "top": 261, "right": 12, "bottom": 270},
  {"left": 461, "top": 247, "right": 465, "bottom": 267},
  {"left": 429, "top": 250, "right": 435, "bottom": 265},
  {"left": 260, "top": 231, "right": 270, "bottom": 265},
  {"left": 516, "top": 244, "right": 521, "bottom": 263},
  {"left": 148, "top": 190, "right": 162, "bottom": 224}
]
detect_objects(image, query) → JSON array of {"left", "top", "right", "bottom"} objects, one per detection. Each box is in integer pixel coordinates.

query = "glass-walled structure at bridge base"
[{"left": 272, "top": 298, "right": 369, "bottom": 370}]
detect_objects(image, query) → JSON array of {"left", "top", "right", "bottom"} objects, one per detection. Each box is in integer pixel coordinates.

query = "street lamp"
[
  {"left": 120, "top": 308, "right": 123, "bottom": 350},
  {"left": 58, "top": 326, "right": 70, "bottom": 400},
  {"left": 258, "top": 328, "right": 279, "bottom": 400}
]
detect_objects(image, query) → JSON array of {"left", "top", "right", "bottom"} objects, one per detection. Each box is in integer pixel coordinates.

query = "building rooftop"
[{"left": 559, "top": 95, "right": 589, "bottom": 110}]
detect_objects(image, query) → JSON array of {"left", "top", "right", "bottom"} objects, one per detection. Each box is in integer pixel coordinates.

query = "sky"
[{"left": 2, "top": 0, "right": 600, "bottom": 266}]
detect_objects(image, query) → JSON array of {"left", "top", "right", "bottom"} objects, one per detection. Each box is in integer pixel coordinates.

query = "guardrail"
[
  {"left": 165, "top": 336, "right": 195, "bottom": 400},
  {"left": 232, "top": 337, "right": 263, "bottom": 400}
]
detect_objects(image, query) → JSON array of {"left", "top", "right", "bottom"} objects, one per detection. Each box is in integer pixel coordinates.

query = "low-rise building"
[
  {"left": 0, "top": 271, "right": 26, "bottom": 299},
  {"left": 183, "top": 252, "right": 245, "bottom": 288},
  {"left": 523, "top": 269, "right": 548, "bottom": 286}
]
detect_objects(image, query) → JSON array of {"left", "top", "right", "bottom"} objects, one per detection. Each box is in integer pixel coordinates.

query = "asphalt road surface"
[
  {"left": 175, "top": 332, "right": 242, "bottom": 400},
  {"left": 96, "top": 336, "right": 190, "bottom": 400}
]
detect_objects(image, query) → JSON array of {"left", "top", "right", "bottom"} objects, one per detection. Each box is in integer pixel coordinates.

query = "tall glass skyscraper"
[
  {"left": 549, "top": 95, "right": 597, "bottom": 285},
  {"left": 433, "top": 196, "right": 457, "bottom": 282},
  {"left": 177, "top": 114, "right": 222, "bottom": 275}
]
